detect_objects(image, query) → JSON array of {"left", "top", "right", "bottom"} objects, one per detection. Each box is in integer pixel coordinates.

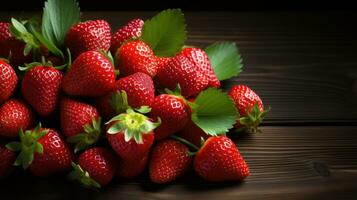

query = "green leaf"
[
  {"left": 42, "top": 0, "right": 80, "bottom": 48},
  {"left": 141, "top": 9, "right": 186, "bottom": 57},
  {"left": 11, "top": 18, "right": 28, "bottom": 34},
  {"left": 205, "top": 42, "right": 243, "bottom": 81},
  {"left": 192, "top": 88, "right": 238, "bottom": 135}
]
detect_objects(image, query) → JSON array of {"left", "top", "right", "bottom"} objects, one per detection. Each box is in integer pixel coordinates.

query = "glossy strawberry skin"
[
  {"left": 179, "top": 119, "right": 210, "bottom": 147},
  {"left": 0, "top": 60, "right": 18, "bottom": 103},
  {"left": 150, "top": 94, "right": 190, "bottom": 140},
  {"left": 0, "top": 144, "right": 16, "bottom": 178},
  {"left": 21, "top": 66, "right": 62, "bottom": 116},
  {"left": 29, "top": 129, "right": 73, "bottom": 177},
  {"left": 60, "top": 98, "right": 99, "bottom": 138},
  {"left": 62, "top": 51, "right": 116, "bottom": 97},
  {"left": 116, "top": 152, "right": 148, "bottom": 178},
  {"left": 107, "top": 131, "right": 154, "bottom": 161},
  {"left": 228, "top": 85, "right": 264, "bottom": 117},
  {"left": 111, "top": 18, "right": 144, "bottom": 54},
  {"left": 0, "top": 99, "right": 35, "bottom": 138},
  {"left": 116, "top": 40, "right": 158, "bottom": 77},
  {"left": 78, "top": 147, "right": 117, "bottom": 186},
  {"left": 194, "top": 136, "right": 250, "bottom": 182},
  {"left": 149, "top": 139, "right": 192, "bottom": 184},
  {"left": 65, "top": 20, "right": 111, "bottom": 58}
]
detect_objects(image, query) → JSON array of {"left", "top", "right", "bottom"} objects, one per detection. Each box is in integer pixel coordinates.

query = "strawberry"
[
  {"left": 194, "top": 136, "right": 249, "bottom": 182},
  {"left": 228, "top": 85, "right": 267, "bottom": 133},
  {"left": 179, "top": 119, "right": 210, "bottom": 147},
  {"left": 62, "top": 51, "right": 116, "bottom": 97},
  {"left": 0, "top": 144, "right": 16, "bottom": 178},
  {"left": 69, "top": 147, "right": 117, "bottom": 188},
  {"left": 111, "top": 18, "right": 144, "bottom": 54},
  {"left": 156, "top": 56, "right": 171, "bottom": 73},
  {"left": 60, "top": 98, "right": 101, "bottom": 152},
  {"left": 155, "top": 47, "right": 219, "bottom": 97},
  {"left": 6, "top": 124, "right": 73, "bottom": 177},
  {"left": 0, "top": 60, "right": 18, "bottom": 103},
  {"left": 96, "top": 72, "right": 155, "bottom": 120},
  {"left": 116, "top": 40, "right": 158, "bottom": 77},
  {"left": 0, "top": 22, "right": 32, "bottom": 67},
  {"left": 149, "top": 139, "right": 192, "bottom": 184},
  {"left": 21, "top": 65, "right": 62, "bottom": 116},
  {"left": 116, "top": 152, "right": 148, "bottom": 178},
  {"left": 0, "top": 99, "right": 35, "bottom": 138},
  {"left": 106, "top": 108, "right": 160, "bottom": 161},
  {"left": 150, "top": 94, "right": 190, "bottom": 140},
  {"left": 65, "top": 20, "right": 111, "bottom": 58}
]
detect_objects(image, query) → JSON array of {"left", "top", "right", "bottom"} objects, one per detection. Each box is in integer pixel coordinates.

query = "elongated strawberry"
[
  {"left": 0, "top": 144, "right": 16, "bottom": 178},
  {"left": 116, "top": 152, "right": 148, "bottom": 178},
  {"left": 149, "top": 139, "right": 192, "bottom": 184},
  {"left": 179, "top": 119, "right": 210, "bottom": 147},
  {"left": 60, "top": 98, "right": 101, "bottom": 152},
  {"left": 111, "top": 18, "right": 144, "bottom": 54},
  {"left": 96, "top": 72, "right": 155, "bottom": 120},
  {"left": 69, "top": 147, "right": 117, "bottom": 188},
  {"left": 228, "top": 85, "right": 267, "bottom": 133},
  {"left": 0, "top": 60, "right": 18, "bottom": 103},
  {"left": 194, "top": 136, "right": 249, "bottom": 182},
  {"left": 106, "top": 108, "right": 160, "bottom": 161},
  {"left": 0, "top": 99, "right": 35, "bottom": 138},
  {"left": 116, "top": 40, "right": 158, "bottom": 77},
  {"left": 65, "top": 20, "right": 111, "bottom": 58},
  {"left": 6, "top": 124, "right": 73, "bottom": 177},
  {"left": 62, "top": 51, "right": 116, "bottom": 97}
]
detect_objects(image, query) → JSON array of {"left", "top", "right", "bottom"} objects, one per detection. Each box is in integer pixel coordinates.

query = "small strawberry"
[
  {"left": 149, "top": 139, "right": 192, "bottom": 184},
  {"left": 116, "top": 40, "right": 158, "bottom": 77},
  {"left": 0, "top": 144, "right": 16, "bottom": 178},
  {"left": 62, "top": 51, "right": 116, "bottom": 97},
  {"left": 96, "top": 72, "right": 155, "bottom": 120},
  {"left": 111, "top": 18, "right": 144, "bottom": 54},
  {"left": 0, "top": 99, "right": 35, "bottom": 138},
  {"left": 228, "top": 85, "right": 267, "bottom": 133},
  {"left": 194, "top": 136, "right": 249, "bottom": 182},
  {"left": 69, "top": 147, "right": 117, "bottom": 188},
  {"left": 179, "top": 119, "right": 210, "bottom": 147},
  {"left": 0, "top": 60, "right": 18, "bottom": 103},
  {"left": 21, "top": 65, "right": 62, "bottom": 116},
  {"left": 106, "top": 108, "right": 160, "bottom": 161},
  {"left": 6, "top": 124, "right": 73, "bottom": 177},
  {"left": 116, "top": 152, "right": 148, "bottom": 178},
  {"left": 60, "top": 98, "right": 101, "bottom": 152},
  {"left": 65, "top": 20, "right": 111, "bottom": 58}
]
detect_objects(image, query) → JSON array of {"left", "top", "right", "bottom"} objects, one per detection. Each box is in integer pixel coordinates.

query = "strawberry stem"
[{"left": 171, "top": 135, "right": 199, "bottom": 151}]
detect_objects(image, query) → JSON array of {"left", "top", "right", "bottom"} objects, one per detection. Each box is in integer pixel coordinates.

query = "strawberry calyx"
[
  {"left": 164, "top": 85, "right": 198, "bottom": 113},
  {"left": 68, "top": 162, "right": 101, "bottom": 189},
  {"left": 238, "top": 103, "right": 269, "bottom": 133},
  {"left": 110, "top": 90, "right": 129, "bottom": 115},
  {"left": 5, "top": 123, "right": 48, "bottom": 169},
  {"left": 67, "top": 117, "right": 102, "bottom": 153},
  {"left": 106, "top": 108, "right": 161, "bottom": 144}
]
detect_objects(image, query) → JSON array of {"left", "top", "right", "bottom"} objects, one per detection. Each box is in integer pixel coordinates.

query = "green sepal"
[
  {"left": 100, "top": 49, "right": 115, "bottom": 67},
  {"left": 110, "top": 90, "right": 129, "bottom": 114},
  {"left": 67, "top": 117, "right": 102, "bottom": 153},
  {"left": 5, "top": 141, "right": 22, "bottom": 152},
  {"left": 238, "top": 103, "right": 269, "bottom": 133},
  {"left": 9, "top": 18, "right": 40, "bottom": 55},
  {"left": 68, "top": 162, "right": 101, "bottom": 189},
  {"left": 134, "top": 106, "right": 151, "bottom": 114}
]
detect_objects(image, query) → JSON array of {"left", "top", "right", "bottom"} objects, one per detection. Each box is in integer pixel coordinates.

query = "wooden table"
[{"left": 1, "top": 11, "right": 357, "bottom": 199}]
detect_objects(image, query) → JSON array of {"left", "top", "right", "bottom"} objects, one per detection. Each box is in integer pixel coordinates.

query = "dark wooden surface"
[{"left": 1, "top": 11, "right": 357, "bottom": 199}]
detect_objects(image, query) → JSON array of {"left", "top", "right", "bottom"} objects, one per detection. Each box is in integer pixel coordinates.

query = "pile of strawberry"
[{"left": 0, "top": 0, "right": 268, "bottom": 188}]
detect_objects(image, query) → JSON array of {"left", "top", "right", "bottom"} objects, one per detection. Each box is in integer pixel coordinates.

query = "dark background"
[{"left": 1, "top": 0, "right": 357, "bottom": 11}]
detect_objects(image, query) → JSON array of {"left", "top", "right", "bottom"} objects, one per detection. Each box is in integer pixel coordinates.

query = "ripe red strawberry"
[
  {"left": 0, "top": 22, "right": 32, "bottom": 67},
  {"left": 155, "top": 47, "right": 219, "bottom": 97},
  {"left": 116, "top": 152, "right": 148, "bottom": 178},
  {"left": 0, "top": 99, "right": 35, "bottom": 138},
  {"left": 69, "top": 147, "right": 117, "bottom": 188},
  {"left": 179, "top": 119, "right": 210, "bottom": 147},
  {"left": 60, "top": 98, "right": 101, "bottom": 152},
  {"left": 194, "top": 136, "right": 249, "bottom": 182},
  {"left": 96, "top": 72, "right": 155, "bottom": 120},
  {"left": 106, "top": 108, "right": 160, "bottom": 161},
  {"left": 0, "top": 144, "right": 16, "bottom": 178},
  {"left": 156, "top": 56, "right": 171, "bottom": 72},
  {"left": 150, "top": 94, "right": 190, "bottom": 140},
  {"left": 228, "top": 85, "right": 267, "bottom": 132},
  {"left": 149, "top": 139, "right": 192, "bottom": 184},
  {"left": 0, "top": 60, "right": 18, "bottom": 103},
  {"left": 65, "top": 20, "right": 111, "bottom": 58},
  {"left": 62, "top": 51, "right": 116, "bottom": 97},
  {"left": 21, "top": 65, "right": 62, "bottom": 116},
  {"left": 111, "top": 18, "right": 144, "bottom": 54},
  {"left": 116, "top": 40, "right": 158, "bottom": 77},
  {"left": 6, "top": 124, "right": 73, "bottom": 177}
]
